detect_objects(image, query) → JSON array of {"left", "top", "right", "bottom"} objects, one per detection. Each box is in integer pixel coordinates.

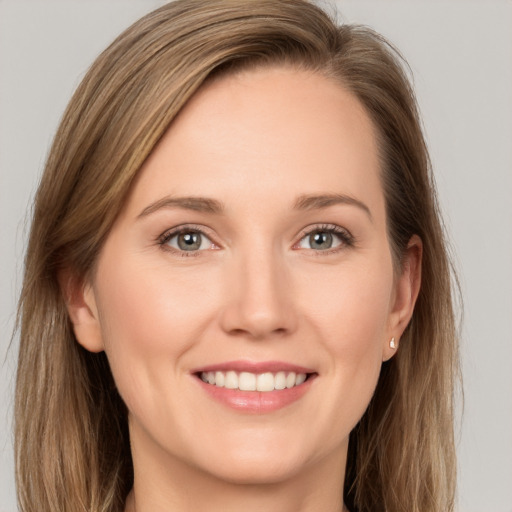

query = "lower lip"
[{"left": 195, "top": 375, "right": 316, "bottom": 414}]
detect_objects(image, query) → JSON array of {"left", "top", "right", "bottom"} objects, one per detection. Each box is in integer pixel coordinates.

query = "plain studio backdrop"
[{"left": 1, "top": 1, "right": 511, "bottom": 511}]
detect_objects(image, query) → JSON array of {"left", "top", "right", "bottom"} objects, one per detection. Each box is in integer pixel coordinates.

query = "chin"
[
  {"left": 183, "top": 431, "right": 328, "bottom": 486},
  {"left": 198, "top": 454, "right": 307, "bottom": 486}
]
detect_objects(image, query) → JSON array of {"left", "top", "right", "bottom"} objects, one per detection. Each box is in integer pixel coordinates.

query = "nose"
[{"left": 219, "top": 248, "right": 298, "bottom": 340}]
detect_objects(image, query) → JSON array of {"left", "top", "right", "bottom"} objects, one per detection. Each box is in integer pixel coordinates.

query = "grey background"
[{"left": 1, "top": 1, "right": 511, "bottom": 511}]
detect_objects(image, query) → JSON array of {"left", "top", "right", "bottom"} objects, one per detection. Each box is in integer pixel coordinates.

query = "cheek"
[
  {"left": 93, "top": 252, "right": 222, "bottom": 411},
  {"left": 300, "top": 256, "right": 393, "bottom": 351},
  {"left": 296, "top": 256, "right": 393, "bottom": 423}
]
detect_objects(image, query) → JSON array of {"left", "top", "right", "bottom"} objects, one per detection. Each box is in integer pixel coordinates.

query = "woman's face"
[{"left": 72, "top": 67, "right": 418, "bottom": 486}]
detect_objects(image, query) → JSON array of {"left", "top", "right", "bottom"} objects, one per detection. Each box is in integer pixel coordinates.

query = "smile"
[
  {"left": 193, "top": 361, "right": 317, "bottom": 413},
  {"left": 199, "top": 370, "right": 308, "bottom": 392}
]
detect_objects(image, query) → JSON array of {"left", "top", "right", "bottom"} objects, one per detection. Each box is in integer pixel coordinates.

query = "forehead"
[{"left": 128, "top": 66, "right": 384, "bottom": 219}]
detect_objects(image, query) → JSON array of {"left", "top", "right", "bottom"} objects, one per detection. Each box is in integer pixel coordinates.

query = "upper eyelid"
[
  {"left": 159, "top": 223, "right": 350, "bottom": 236},
  {"left": 159, "top": 224, "right": 216, "bottom": 239},
  {"left": 296, "top": 223, "right": 353, "bottom": 239}
]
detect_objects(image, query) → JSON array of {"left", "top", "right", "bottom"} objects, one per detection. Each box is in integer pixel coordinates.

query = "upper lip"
[{"left": 191, "top": 360, "right": 316, "bottom": 374}]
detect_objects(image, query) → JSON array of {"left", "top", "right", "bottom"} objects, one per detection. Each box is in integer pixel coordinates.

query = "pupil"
[
  {"left": 311, "top": 232, "right": 332, "bottom": 250},
  {"left": 178, "top": 232, "right": 201, "bottom": 251}
]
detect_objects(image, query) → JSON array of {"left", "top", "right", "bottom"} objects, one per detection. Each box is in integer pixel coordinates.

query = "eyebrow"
[
  {"left": 293, "top": 193, "right": 372, "bottom": 221},
  {"left": 137, "top": 193, "right": 372, "bottom": 220},
  {"left": 138, "top": 196, "right": 224, "bottom": 218}
]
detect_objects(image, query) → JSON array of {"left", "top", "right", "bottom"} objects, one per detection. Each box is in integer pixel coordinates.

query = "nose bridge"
[{"left": 220, "top": 239, "right": 296, "bottom": 339}]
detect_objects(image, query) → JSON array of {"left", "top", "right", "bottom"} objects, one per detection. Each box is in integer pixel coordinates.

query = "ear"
[
  {"left": 382, "top": 235, "right": 422, "bottom": 361},
  {"left": 58, "top": 268, "right": 105, "bottom": 353}
]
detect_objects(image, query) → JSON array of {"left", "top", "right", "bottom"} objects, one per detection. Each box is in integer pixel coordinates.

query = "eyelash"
[
  {"left": 295, "top": 224, "right": 355, "bottom": 254},
  {"left": 158, "top": 224, "right": 215, "bottom": 257},
  {"left": 158, "top": 223, "right": 355, "bottom": 257}
]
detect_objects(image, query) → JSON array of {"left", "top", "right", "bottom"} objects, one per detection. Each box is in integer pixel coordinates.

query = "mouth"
[
  {"left": 197, "top": 370, "right": 313, "bottom": 392},
  {"left": 192, "top": 361, "right": 318, "bottom": 413}
]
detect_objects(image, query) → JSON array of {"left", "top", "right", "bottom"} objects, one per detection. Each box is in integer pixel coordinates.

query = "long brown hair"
[{"left": 15, "top": 1, "right": 459, "bottom": 511}]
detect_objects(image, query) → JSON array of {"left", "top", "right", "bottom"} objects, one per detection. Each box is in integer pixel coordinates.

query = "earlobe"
[
  {"left": 383, "top": 235, "right": 422, "bottom": 361},
  {"left": 58, "top": 269, "right": 105, "bottom": 353}
]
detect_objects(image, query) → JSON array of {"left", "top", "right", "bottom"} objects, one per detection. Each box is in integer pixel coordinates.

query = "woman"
[{"left": 14, "top": 1, "right": 459, "bottom": 511}]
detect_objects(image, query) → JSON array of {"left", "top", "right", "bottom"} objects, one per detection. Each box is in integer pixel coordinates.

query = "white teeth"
[
  {"left": 286, "top": 372, "right": 297, "bottom": 389},
  {"left": 215, "top": 371, "right": 225, "bottom": 387},
  {"left": 256, "top": 372, "right": 275, "bottom": 392},
  {"left": 224, "top": 371, "right": 238, "bottom": 389},
  {"left": 239, "top": 372, "right": 256, "bottom": 391},
  {"left": 295, "top": 373, "right": 307, "bottom": 385},
  {"left": 275, "top": 371, "right": 287, "bottom": 390},
  {"left": 199, "top": 370, "right": 309, "bottom": 392}
]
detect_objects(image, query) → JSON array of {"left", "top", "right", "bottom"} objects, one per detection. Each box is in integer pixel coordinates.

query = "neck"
[
  {"left": 124, "top": 426, "right": 349, "bottom": 512},
  {"left": 125, "top": 484, "right": 349, "bottom": 512}
]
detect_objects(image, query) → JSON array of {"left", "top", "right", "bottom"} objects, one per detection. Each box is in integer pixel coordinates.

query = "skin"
[{"left": 66, "top": 66, "right": 421, "bottom": 512}]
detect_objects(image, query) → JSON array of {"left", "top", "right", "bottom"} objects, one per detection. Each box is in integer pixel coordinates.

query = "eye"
[
  {"left": 160, "top": 228, "right": 215, "bottom": 253},
  {"left": 296, "top": 225, "right": 353, "bottom": 252}
]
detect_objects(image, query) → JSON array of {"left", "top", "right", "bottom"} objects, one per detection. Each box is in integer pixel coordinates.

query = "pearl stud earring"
[{"left": 390, "top": 337, "right": 397, "bottom": 349}]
